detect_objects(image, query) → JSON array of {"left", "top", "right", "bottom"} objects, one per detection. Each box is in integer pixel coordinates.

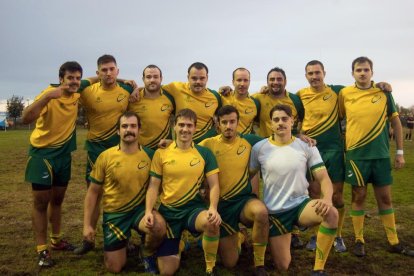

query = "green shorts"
[
  {"left": 320, "top": 151, "right": 345, "bottom": 183},
  {"left": 345, "top": 158, "right": 392, "bottom": 187},
  {"left": 85, "top": 150, "right": 100, "bottom": 181},
  {"left": 25, "top": 154, "right": 71, "bottom": 187},
  {"left": 218, "top": 193, "right": 257, "bottom": 238},
  {"left": 158, "top": 197, "right": 207, "bottom": 240},
  {"left": 102, "top": 204, "right": 145, "bottom": 251},
  {"left": 268, "top": 198, "right": 311, "bottom": 237}
]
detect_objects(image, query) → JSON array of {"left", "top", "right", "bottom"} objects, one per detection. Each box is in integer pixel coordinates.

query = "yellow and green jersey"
[
  {"left": 128, "top": 88, "right": 175, "bottom": 150},
  {"left": 253, "top": 91, "right": 304, "bottom": 137},
  {"left": 150, "top": 141, "right": 219, "bottom": 207},
  {"left": 221, "top": 93, "right": 260, "bottom": 134},
  {"left": 89, "top": 145, "right": 154, "bottom": 213},
  {"left": 79, "top": 82, "right": 133, "bottom": 153},
  {"left": 199, "top": 134, "right": 262, "bottom": 200},
  {"left": 297, "top": 85, "right": 344, "bottom": 152},
  {"left": 162, "top": 82, "right": 221, "bottom": 143},
  {"left": 29, "top": 83, "right": 89, "bottom": 158},
  {"left": 338, "top": 82, "right": 398, "bottom": 159}
]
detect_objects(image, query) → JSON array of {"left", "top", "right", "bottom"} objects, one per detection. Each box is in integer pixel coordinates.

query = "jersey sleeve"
[
  {"left": 385, "top": 93, "right": 398, "bottom": 118},
  {"left": 78, "top": 79, "right": 92, "bottom": 92},
  {"left": 338, "top": 89, "right": 345, "bottom": 119},
  {"left": 252, "top": 96, "right": 261, "bottom": 121},
  {"left": 143, "top": 146, "right": 155, "bottom": 160},
  {"left": 328, "top": 84, "right": 345, "bottom": 94},
  {"left": 162, "top": 82, "right": 181, "bottom": 97},
  {"left": 149, "top": 149, "right": 163, "bottom": 179},
  {"left": 249, "top": 140, "right": 263, "bottom": 172},
  {"left": 89, "top": 152, "right": 106, "bottom": 185},
  {"left": 290, "top": 93, "right": 304, "bottom": 121},
  {"left": 195, "top": 145, "right": 219, "bottom": 176},
  {"left": 243, "top": 134, "right": 264, "bottom": 147},
  {"left": 307, "top": 145, "right": 325, "bottom": 172},
  {"left": 117, "top": 82, "right": 134, "bottom": 93}
]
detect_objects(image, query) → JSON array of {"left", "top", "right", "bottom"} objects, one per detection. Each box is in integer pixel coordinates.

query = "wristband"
[{"left": 396, "top": 150, "right": 404, "bottom": 155}]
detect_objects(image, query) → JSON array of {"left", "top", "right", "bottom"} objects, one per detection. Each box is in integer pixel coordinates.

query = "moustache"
[{"left": 124, "top": 133, "right": 135, "bottom": 137}]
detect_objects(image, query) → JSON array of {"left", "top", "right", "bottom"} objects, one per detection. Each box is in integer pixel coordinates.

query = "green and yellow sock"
[
  {"left": 252, "top": 242, "right": 267, "bottom": 267},
  {"left": 50, "top": 233, "right": 62, "bottom": 245},
  {"left": 314, "top": 225, "right": 336, "bottom": 271},
  {"left": 350, "top": 209, "right": 365, "bottom": 243},
  {"left": 37, "top": 244, "right": 48, "bottom": 253},
  {"left": 202, "top": 235, "right": 219, "bottom": 273},
  {"left": 379, "top": 209, "right": 399, "bottom": 245}
]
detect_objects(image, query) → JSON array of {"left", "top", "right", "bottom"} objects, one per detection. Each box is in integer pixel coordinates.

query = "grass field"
[{"left": 0, "top": 128, "right": 413, "bottom": 275}]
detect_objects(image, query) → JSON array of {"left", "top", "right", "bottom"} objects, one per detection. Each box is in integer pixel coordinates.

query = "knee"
[
  {"left": 324, "top": 207, "right": 339, "bottom": 227},
  {"left": 158, "top": 259, "right": 179, "bottom": 276},
  {"left": 221, "top": 256, "right": 238, "bottom": 268},
  {"left": 105, "top": 259, "right": 124, "bottom": 274},
  {"left": 352, "top": 189, "right": 366, "bottom": 204},
  {"left": 377, "top": 193, "right": 392, "bottom": 206},
  {"left": 274, "top": 258, "right": 290, "bottom": 272},
  {"left": 332, "top": 191, "right": 344, "bottom": 206},
  {"left": 254, "top": 209, "right": 269, "bottom": 227},
  {"left": 204, "top": 224, "right": 220, "bottom": 236},
  {"left": 33, "top": 196, "right": 49, "bottom": 212}
]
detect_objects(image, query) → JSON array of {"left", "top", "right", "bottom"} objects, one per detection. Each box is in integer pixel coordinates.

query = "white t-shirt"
[{"left": 250, "top": 137, "right": 325, "bottom": 214}]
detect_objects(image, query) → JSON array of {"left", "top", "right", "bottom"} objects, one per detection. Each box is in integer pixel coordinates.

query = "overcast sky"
[{"left": 1, "top": 0, "right": 413, "bottom": 110}]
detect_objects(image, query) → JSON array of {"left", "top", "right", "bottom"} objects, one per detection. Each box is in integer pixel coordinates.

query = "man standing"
[
  {"left": 199, "top": 105, "right": 268, "bottom": 275},
  {"left": 75, "top": 54, "right": 135, "bottom": 254},
  {"left": 128, "top": 65, "right": 175, "bottom": 150},
  {"left": 145, "top": 108, "right": 221, "bottom": 276},
  {"left": 23, "top": 61, "right": 86, "bottom": 267},
  {"left": 162, "top": 62, "right": 221, "bottom": 143},
  {"left": 339, "top": 56, "right": 413, "bottom": 257},
  {"left": 297, "top": 60, "right": 347, "bottom": 252},
  {"left": 220, "top": 68, "right": 260, "bottom": 134},
  {"left": 254, "top": 67, "right": 304, "bottom": 137},
  {"left": 250, "top": 104, "right": 338, "bottom": 276},
  {"left": 83, "top": 112, "right": 166, "bottom": 273}
]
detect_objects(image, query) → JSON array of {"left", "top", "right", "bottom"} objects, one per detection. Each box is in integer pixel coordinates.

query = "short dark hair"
[
  {"left": 269, "top": 104, "right": 292, "bottom": 119},
  {"left": 217, "top": 105, "right": 240, "bottom": 121},
  {"left": 175, "top": 108, "right": 197, "bottom": 126},
  {"left": 232, "top": 67, "right": 250, "bottom": 80},
  {"left": 143, "top": 64, "right": 162, "bottom": 78},
  {"left": 267, "top": 67, "right": 286, "bottom": 81},
  {"left": 305, "top": 60, "right": 325, "bottom": 71},
  {"left": 352, "top": 56, "right": 373, "bottom": 71},
  {"left": 59, "top": 61, "right": 83, "bottom": 79},
  {"left": 97, "top": 54, "right": 117, "bottom": 67},
  {"left": 188, "top": 62, "right": 209, "bottom": 74},
  {"left": 117, "top": 111, "right": 141, "bottom": 129}
]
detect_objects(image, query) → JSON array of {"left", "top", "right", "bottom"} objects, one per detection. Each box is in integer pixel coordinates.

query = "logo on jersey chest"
[
  {"left": 245, "top": 108, "right": 254, "bottom": 114},
  {"left": 190, "top": 157, "right": 201, "bottom": 167},
  {"left": 95, "top": 97, "right": 102, "bottom": 103},
  {"left": 117, "top": 94, "right": 126, "bottom": 102},
  {"left": 371, "top": 94, "right": 382, "bottom": 104},
  {"left": 205, "top": 101, "right": 214, "bottom": 108},
  {"left": 323, "top": 93, "right": 332, "bottom": 101},
  {"left": 237, "top": 145, "right": 247, "bottom": 155},
  {"left": 161, "top": 104, "right": 171, "bottom": 112},
  {"left": 138, "top": 160, "right": 149, "bottom": 170}
]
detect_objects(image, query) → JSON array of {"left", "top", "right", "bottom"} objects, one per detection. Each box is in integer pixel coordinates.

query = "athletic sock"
[
  {"left": 292, "top": 227, "right": 300, "bottom": 235},
  {"left": 336, "top": 205, "right": 345, "bottom": 237},
  {"left": 202, "top": 235, "right": 219, "bottom": 273},
  {"left": 350, "top": 210, "right": 365, "bottom": 243},
  {"left": 379, "top": 209, "right": 399, "bottom": 245},
  {"left": 50, "top": 233, "right": 62, "bottom": 244},
  {"left": 237, "top": 231, "right": 245, "bottom": 254},
  {"left": 313, "top": 225, "right": 336, "bottom": 271},
  {"left": 252, "top": 242, "right": 267, "bottom": 267},
  {"left": 37, "top": 244, "right": 48, "bottom": 253}
]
